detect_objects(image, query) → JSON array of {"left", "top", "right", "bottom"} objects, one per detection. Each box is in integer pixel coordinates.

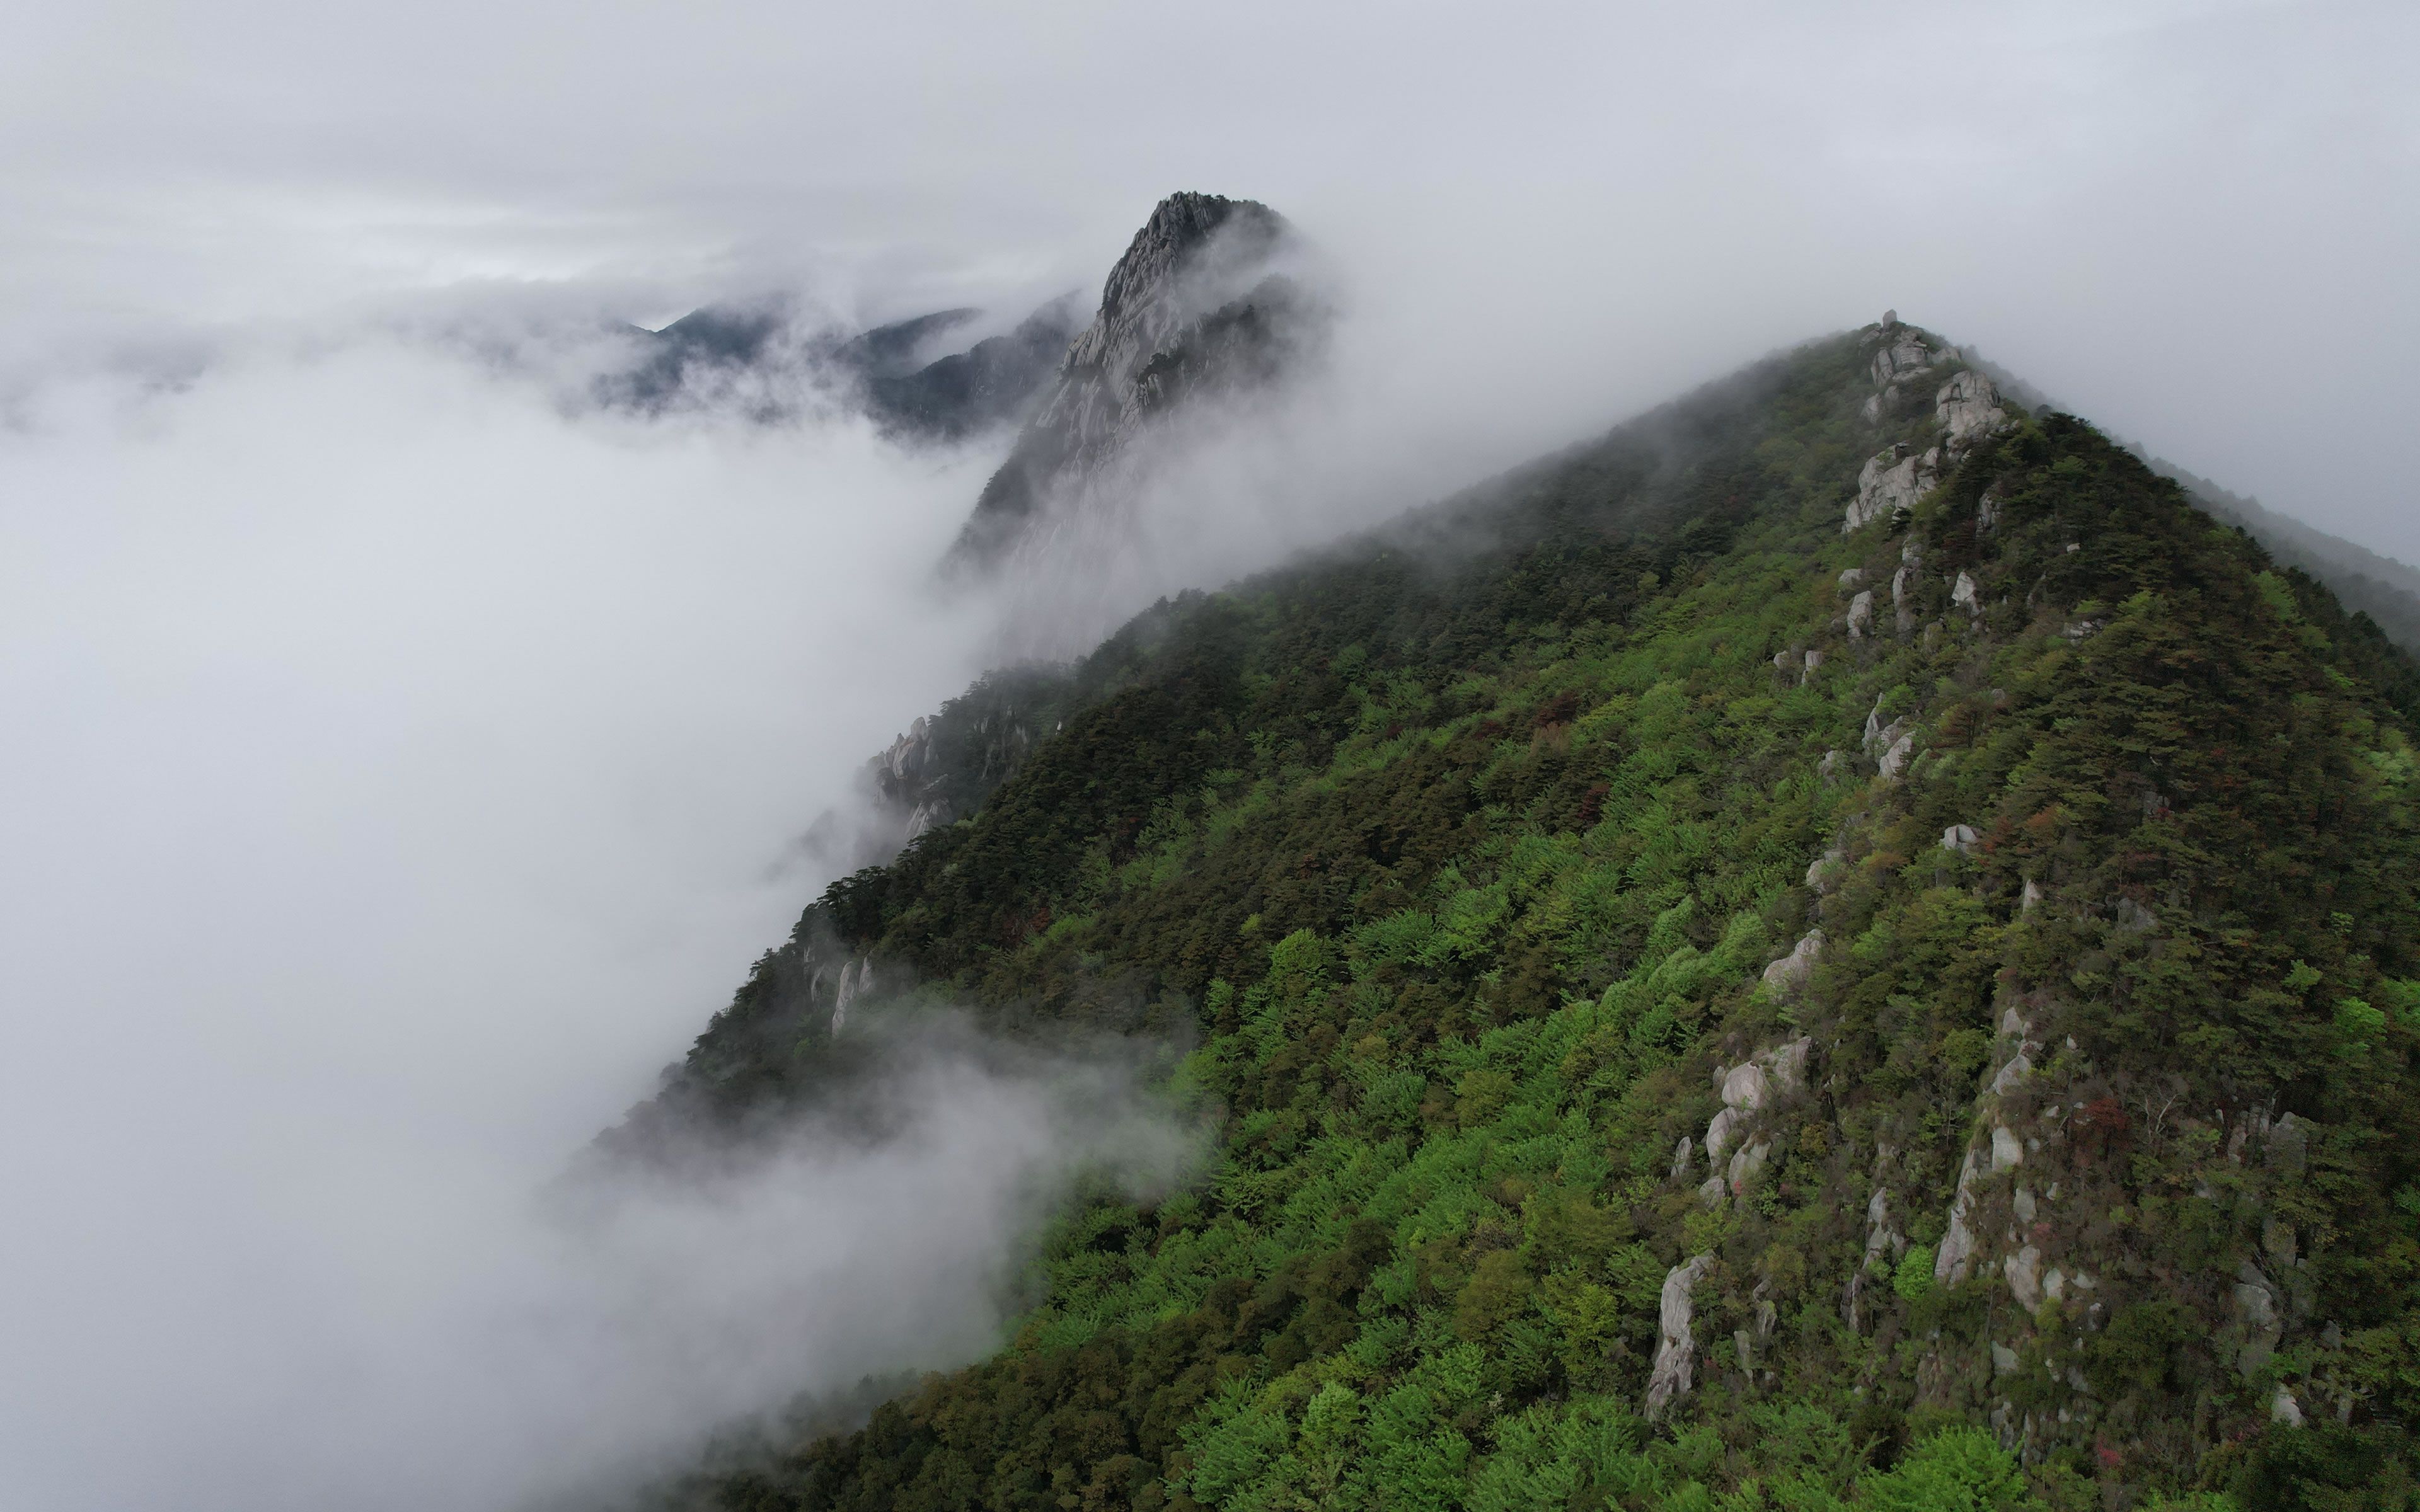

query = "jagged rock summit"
[{"left": 947, "top": 191, "right": 1325, "bottom": 570}]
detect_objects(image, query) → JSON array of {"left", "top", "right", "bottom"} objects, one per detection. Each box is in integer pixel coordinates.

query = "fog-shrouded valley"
[{"left": 3, "top": 5, "right": 2417, "bottom": 1511}]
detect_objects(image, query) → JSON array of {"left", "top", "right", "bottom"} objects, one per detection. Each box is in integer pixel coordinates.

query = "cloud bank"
[{"left": 0, "top": 330, "right": 1218, "bottom": 1512}]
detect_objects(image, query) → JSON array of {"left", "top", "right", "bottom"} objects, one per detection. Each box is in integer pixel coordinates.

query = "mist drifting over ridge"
[
  {"left": 0, "top": 259, "right": 1448, "bottom": 1510},
  {"left": 0, "top": 328, "right": 1145, "bottom": 1512},
  {"left": 2, "top": 0, "right": 2415, "bottom": 1506}
]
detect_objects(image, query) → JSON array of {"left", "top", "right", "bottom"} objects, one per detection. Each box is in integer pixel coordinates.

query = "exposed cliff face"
[
  {"left": 867, "top": 672, "right": 1061, "bottom": 843},
  {"left": 1844, "top": 316, "right": 2012, "bottom": 537},
  {"left": 947, "top": 192, "right": 1327, "bottom": 571}
]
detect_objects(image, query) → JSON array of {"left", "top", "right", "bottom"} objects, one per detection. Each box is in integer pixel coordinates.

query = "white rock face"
[
  {"left": 882, "top": 717, "right": 931, "bottom": 780},
  {"left": 1942, "top": 823, "right": 1979, "bottom": 853},
  {"left": 1705, "top": 1106, "right": 1741, "bottom": 1167},
  {"left": 2234, "top": 1262, "right": 2279, "bottom": 1331},
  {"left": 1862, "top": 699, "right": 1911, "bottom": 760},
  {"left": 831, "top": 956, "right": 868, "bottom": 1036},
  {"left": 2272, "top": 1387, "right": 2305, "bottom": 1427},
  {"left": 1760, "top": 932, "right": 1824, "bottom": 996},
  {"left": 2005, "top": 1245, "right": 2044, "bottom": 1308},
  {"left": 1935, "top": 1148, "right": 1983, "bottom": 1285},
  {"left": 1847, "top": 590, "right": 1875, "bottom": 639},
  {"left": 1728, "top": 1140, "right": 1771, "bottom": 1193},
  {"left": 2021, "top": 878, "right": 2044, "bottom": 912},
  {"left": 952, "top": 192, "right": 1319, "bottom": 571},
  {"left": 1879, "top": 731, "right": 1916, "bottom": 781},
  {"left": 1801, "top": 650, "right": 1823, "bottom": 682},
  {"left": 1952, "top": 571, "right": 1979, "bottom": 614},
  {"left": 1935, "top": 370, "right": 2008, "bottom": 445},
  {"left": 1721, "top": 1062, "right": 1771, "bottom": 1111},
  {"left": 1991, "top": 1123, "right": 2025, "bottom": 1173},
  {"left": 1707, "top": 1035, "right": 1814, "bottom": 1173},
  {"left": 1763, "top": 1036, "right": 1812, "bottom": 1092},
  {"left": 1838, "top": 568, "right": 1868, "bottom": 590},
  {"left": 1645, "top": 1253, "right": 1715, "bottom": 1419},
  {"left": 1871, "top": 328, "right": 1935, "bottom": 386},
  {"left": 1988, "top": 1050, "right": 2034, "bottom": 1098},
  {"left": 1670, "top": 1137, "right": 1694, "bottom": 1180},
  {"left": 2235, "top": 1259, "right": 2286, "bottom": 1374},
  {"left": 1847, "top": 445, "right": 1942, "bottom": 532},
  {"left": 1978, "top": 485, "right": 2003, "bottom": 536},
  {"left": 1864, "top": 1186, "right": 1904, "bottom": 1269}
]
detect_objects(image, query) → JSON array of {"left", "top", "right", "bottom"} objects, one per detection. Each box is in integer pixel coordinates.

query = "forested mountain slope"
[
  {"left": 630, "top": 319, "right": 2420, "bottom": 1509},
  {"left": 1966, "top": 358, "right": 2420, "bottom": 656}
]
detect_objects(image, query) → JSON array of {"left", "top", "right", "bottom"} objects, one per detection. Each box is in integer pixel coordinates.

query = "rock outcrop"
[
  {"left": 1703, "top": 1037, "right": 1811, "bottom": 1187},
  {"left": 829, "top": 956, "right": 872, "bottom": 1036},
  {"left": 1862, "top": 697, "right": 1916, "bottom": 781},
  {"left": 948, "top": 192, "right": 1325, "bottom": 570},
  {"left": 1846, "top": 444, "right": 1942, "bottom": 533},
  {"left": 1951, "top": 570, "right": 1980, "bottom": 615},
  {"left": 1892, "top": 538, "right": 1923, "bottom": 635},
  {"left": 1645, "top": 1252, "right": 1715, "bottom": 1419},
  {"left": 1935, "top": 369, "right": 2009, "bottom": 445},
  {"left": 858, "top": 672, "right": 1061, "bottom": 856},
  {"left": 1760, "top": 931, "right": 1824, "bottom": 995},
  {"left": 1845, "top": 321, "right": 2021, "bottom": 534},
  {"left": 1933, "top": 1011, "right": 2045, "bottom": 1288}
]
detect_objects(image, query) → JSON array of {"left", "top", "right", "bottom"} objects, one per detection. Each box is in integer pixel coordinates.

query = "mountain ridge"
[
  {"left": 947, "top": 192, "right": 1327, "bottom": 573},
  {"left": 608, "top": 314, "right": 2420, "bottom": 1510},
  {"left": 602, "top": 294, "right": 1081, "bottom": 438}
]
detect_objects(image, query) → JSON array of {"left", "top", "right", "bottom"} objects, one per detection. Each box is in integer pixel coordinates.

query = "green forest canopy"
[{"left": 626, "top": 325, "right": 2420, "bottom": 1512}]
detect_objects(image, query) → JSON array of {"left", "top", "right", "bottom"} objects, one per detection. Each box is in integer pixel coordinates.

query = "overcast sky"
[
  {"left": 4, "top": 0, "right": 2415, "bottom": 554},
  {"left": 1, "top": 3, "right": 2414, "bottom": 1509}
]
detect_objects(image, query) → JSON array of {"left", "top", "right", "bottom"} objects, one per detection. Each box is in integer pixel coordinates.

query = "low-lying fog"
[
  {"left": 0, "top": 336, "right": 1202, "bottom": 1512},
  {"left": 3, "top": 3, "right": 2412, "bottom": 1508}
]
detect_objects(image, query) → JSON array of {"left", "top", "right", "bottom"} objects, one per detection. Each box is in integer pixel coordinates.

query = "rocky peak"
[
  {"left": 1094, "top": 192, "right": 1284, "bottom": 334},
  {"left": 947, "top": 191, "right": 1324, "bottom": 571}
]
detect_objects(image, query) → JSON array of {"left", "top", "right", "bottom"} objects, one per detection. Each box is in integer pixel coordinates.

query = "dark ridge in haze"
[
  {"left": 599, "top": 296, "right": 1079, "bottom": 440},
  {"left": 859, "top": 295, "right": 1082, "bottom": 442}
]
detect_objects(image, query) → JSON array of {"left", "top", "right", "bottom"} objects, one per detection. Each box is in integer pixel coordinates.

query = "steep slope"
[
  {"left": 630, "top": 321, "right": 2420, "bottom": 1509},
  {"left": 947, "top": 192, "right": 1327, "bottom": 572},
  {"left": 2145, "top": 458, "right": 2420, "bottom": 658},
  {"left": 1966, "top": 358, "right": 2420, "bottom": 656}
]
